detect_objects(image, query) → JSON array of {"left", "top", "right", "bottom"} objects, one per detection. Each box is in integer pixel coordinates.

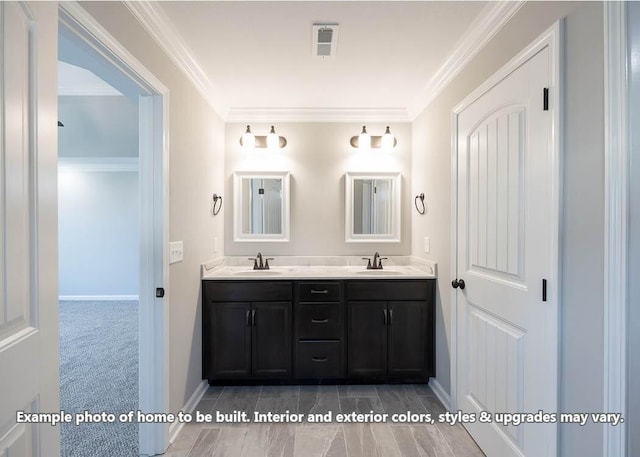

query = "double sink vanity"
[
  {"left": 202, "top": 169, "right": 436, "bottom": 385},
  {"left": 201, "top": 255, "right": 437, "bottom": 384}
]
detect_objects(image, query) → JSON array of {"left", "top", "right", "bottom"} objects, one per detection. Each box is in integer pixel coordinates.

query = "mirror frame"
[
  {"left": 233, "top": 171, "right": 290, "bottom": 242},
  {"left": 345, "top": 171, "right": 401, "bottom": 243}
]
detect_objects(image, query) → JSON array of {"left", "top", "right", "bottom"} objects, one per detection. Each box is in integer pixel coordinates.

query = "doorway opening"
[
  {"left": 57, "top": 56, "right": 140, "bottom": 456},
  {"left": 57, "top": 3, "right": 170, "bottom": 455}
]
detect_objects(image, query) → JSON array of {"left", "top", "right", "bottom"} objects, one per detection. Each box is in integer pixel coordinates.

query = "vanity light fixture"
[
  {"left": 381, "top": 126, "right": 394, "bottom": 152},
  {"left": 239, "top": 125, "right": 288, "bottom": 150},
  {"left": 241, "top": 125, "right": 255, "bottom": 151},
  {"left": 358, "top": 125, "right": 371, "bottom": 150},
  {"left": 350, "top": 125, "right": 398, "bottom": 150},
  {"left": 267, "top": 126, "right": 279, "bottom": 150}
]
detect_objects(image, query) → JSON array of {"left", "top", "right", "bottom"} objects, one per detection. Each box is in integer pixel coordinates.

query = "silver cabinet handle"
[
  {"left": 246, "top": 310, "right": 251, "bottom": 326},
  {"left": 251, "top": 309, "right": 256, "bottom": 326},
  {"left": 310, "top": 289, "right": 329, "bottom": 294},
  {"left": 311, "top": 318, "right": 329, "bottom": 323},
  {"left": 312, "top": 357, "right": 328, "bottom": 362},
  {"left": 389, "top": 309, "right": 393, "bottom": 325},
  {"left": 383, "top": 309, "right": 388, "bottom": 325}
]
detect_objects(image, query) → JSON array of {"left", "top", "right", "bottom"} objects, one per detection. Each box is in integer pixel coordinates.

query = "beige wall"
[
  {"left": 411, "top": 2, "right": 604, "bottom": 456},
  {"left": 225, "top": 122, "right": 411, "bottom": 257},
  {"left": 79, "top": 2, "right": 226, "bottom": 415}
]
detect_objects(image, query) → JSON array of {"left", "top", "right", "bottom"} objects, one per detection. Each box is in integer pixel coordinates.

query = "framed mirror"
[
  {"left": 345, "top": 171, "right": 401, "bottom": 242},
  {"left": 233, "top": 171, "right": 290, "bottom": 242}
]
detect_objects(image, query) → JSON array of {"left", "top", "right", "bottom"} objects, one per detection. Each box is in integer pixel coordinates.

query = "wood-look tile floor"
[{"left": 166, "top": 384, "right": 485, "bottom": 457}]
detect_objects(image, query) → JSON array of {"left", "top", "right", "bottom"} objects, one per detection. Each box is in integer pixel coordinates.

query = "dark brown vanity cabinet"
[
  {"left": 347, "top": 280, "right": 435, "bottom": 381},
  {"left": 203, "top": 281, "right": 292, "bottom": 381},
  {"left": 203, "top": 278, "right": 435, "bottom": 384},
  {"left": 294, "top": 282, "right": 345, "bottom": 379}
]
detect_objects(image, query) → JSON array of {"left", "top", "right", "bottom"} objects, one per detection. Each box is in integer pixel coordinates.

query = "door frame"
[
  {"left": 603, "top": 2, "right": 628, "bottom": 456},
  {"left": 449, "top": 20, "right": 563, "bottom": 443},
  {"left": 58, "top": 3, "right": 170, "bottom": 455}
]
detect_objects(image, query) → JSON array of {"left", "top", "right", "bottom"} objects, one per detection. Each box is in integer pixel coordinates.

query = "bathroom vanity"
[
  {"left": 204, "top": 169, "right": 435, "bottom": 384},
  {"left": 202, "top": 263, "right": 436, "bottom": 385}
]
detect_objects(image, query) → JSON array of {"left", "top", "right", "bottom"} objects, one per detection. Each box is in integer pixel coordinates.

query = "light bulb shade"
[
  {"left": 242, "top": 125, "right": 255, "bottom": 150},
  {"left": 381, "top": 126, "right": 394, "bottom": 151},
  {"left": 358, "top": 126, "right": 371, "bottom": 150},
  {"left": 267, "top": 125, "right": 279, "bottom": 150}
]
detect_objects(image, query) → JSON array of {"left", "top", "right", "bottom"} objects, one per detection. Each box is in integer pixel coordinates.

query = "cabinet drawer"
[
  {"left": 204, "top": 281, "right": 292, "bottom": 302},
  {"left": 296, "top": 341, "right": 343, "bottom": 378},
  {"left": 298, "top": 282, "right": 341, "bottom": 302},
  {"left": 347, "top": 280, "right": 431, "bottom": 301},
  {"left": 296, "top": 303, "right": 342, "bottom": 339}
]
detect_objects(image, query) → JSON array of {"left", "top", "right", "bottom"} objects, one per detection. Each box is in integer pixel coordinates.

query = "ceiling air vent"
[{"left": 312, "top": 24, "right": 339, "bottom": 59}]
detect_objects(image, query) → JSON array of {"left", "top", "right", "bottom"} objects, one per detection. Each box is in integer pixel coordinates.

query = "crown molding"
[
  {"left": 408, "top": 0, "right": 525, "bottom": 120},
  {"left": 58, "top": 157, "right": 139, "bottom": 172},
  {"left": 226, "top": 107, "right": 411, "bottom": 123},
  {"left": 123, "top": 1, "right": 229, "bottom": 120},
  {"left": 124, "top": 0, "right": 522, "bottom": 123}
]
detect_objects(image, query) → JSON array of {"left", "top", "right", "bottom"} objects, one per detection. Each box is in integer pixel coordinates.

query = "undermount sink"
[
  {"left": 232, "top": 269, "right": 283, "bottom": 276},
  {"left": 355, "top": 269, "right": 403, "bottom": 275}
]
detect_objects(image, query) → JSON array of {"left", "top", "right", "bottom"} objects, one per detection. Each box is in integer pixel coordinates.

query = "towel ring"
[
  {"left": 414, "top": 193, "right": 425, "bottom": 215},
  {"left": 212, "top": 194, "right": 223, "bottom": 216}
]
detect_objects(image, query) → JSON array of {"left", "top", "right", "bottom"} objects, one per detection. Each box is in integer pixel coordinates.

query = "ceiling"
[
  {"left": 156, "top": 1, "right": 488, "bottom": 119},
  {"left": 58, "top": 61, "right": 122, "bottom": 96}
]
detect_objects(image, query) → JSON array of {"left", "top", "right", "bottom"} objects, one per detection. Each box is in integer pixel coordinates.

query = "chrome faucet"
[
  {"left": 362, "top": 252, "right": 388, "bottom": 270},
  {"left": 249, "top": 252, "right": 274, "bottom": 270}
]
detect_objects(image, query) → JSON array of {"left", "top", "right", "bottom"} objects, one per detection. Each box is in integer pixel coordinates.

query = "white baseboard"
[
  {"left": 429, "top": 378, "right": 451, "bottom": 411},
  {"left": 59, "top": 295, "right": 139, "bottom": 301},
  {"left": 169, "top": 380, "right": 209, "bottom": 444}
]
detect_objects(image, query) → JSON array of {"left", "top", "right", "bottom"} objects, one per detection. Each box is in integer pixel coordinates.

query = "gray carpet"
[{"left": 59, "top": 300, "right": 138, "bottom": 457}]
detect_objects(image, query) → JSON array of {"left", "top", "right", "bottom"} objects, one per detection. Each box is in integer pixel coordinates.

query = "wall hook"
[
  {"left": 212, "top": 194, "right": 223, "bottom": 215},
  {"left": 414, "top": 193, "right": 426, "bottom": 215}
]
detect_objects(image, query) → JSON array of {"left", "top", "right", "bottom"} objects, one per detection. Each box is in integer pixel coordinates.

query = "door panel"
[
  {"left": 252, "top": 302, "right": 291, "bottom": 378},
  {"left": 455, "top": 43, "right": 557, "bottom": 456},
  {"left": 0, "top": 421, "right": 35, "bottom": 457},
  {"left": 467, "top": 306, "right": 525, "bottom": 444},
  {"left": 1, "top": 1, "right": 31, "bottom": 337},
  {"left": 387, "top": 301, "right": 429, "bottom": 379},
  {"left": 347, "top": 301, "right": 387, "bottom": 378},
  {"left": 210, "top": 302, "right": 251, "bottom": 378},
  {"left": 468, "top": 107, "right": 525, "bottom": 280},
  {"left": 0, "top": 338, "right": 39, "bottom": 456},
  {"left": 0, "top": 2, "right": 59, "bottom": 455}
]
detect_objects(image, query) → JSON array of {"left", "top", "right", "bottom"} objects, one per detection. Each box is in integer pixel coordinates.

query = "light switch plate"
[
  {"left": 424, "top": 237, "right": 430, "bottom": 254},
  {"left": 169, "top": 241, "right": 184, "bottom": 264}
]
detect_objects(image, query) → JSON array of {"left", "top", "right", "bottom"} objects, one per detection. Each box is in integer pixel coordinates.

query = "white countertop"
[{"left": 201, "top": 257, "right": 437, "bottom": 280}]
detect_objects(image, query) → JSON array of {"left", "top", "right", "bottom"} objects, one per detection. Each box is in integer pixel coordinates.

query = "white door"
[
  {"left": 453, "top": 27, "right": 560, "bottom": 457},
  {"left": 0, "top": 2, "right": 59, "bottom": 455}
]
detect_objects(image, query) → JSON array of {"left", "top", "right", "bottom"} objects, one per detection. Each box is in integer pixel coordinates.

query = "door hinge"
[
  {"left": 543, "top": 88, "right": 549, "bottom": 111},
  {"left": 156, "top": 287, "right": 165, "bottom": 298},
  {"left": 542, "top": 279, "right": 547, "bottom": 302}
]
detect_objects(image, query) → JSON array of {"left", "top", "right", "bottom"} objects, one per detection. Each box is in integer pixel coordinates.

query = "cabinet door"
[
  {"left": 208, "top": 302, "right": 252, "bottom": 379},
  {"left": 348, "top": 301, "right": 387, "bottom": 378},
  {"left": 387, "top": 301, "right": 429, "bottom": 379},
  {"left": 252, "top": 302, "right": 292, "bottom": 378}
]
